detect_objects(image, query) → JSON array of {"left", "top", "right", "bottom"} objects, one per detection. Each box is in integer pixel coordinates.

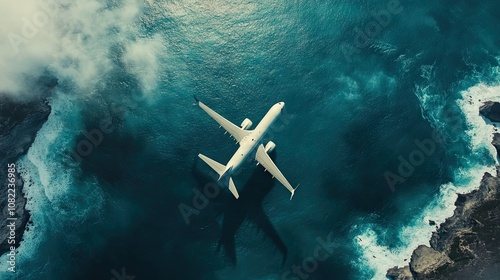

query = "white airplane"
[{"left": 195, "top": 96, "right": 298, "bottom": 200}]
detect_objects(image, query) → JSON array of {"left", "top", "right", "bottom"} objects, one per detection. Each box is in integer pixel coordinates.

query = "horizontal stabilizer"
[
  {"left": 198, "top": 154, "right": 225, "bottom": 175},
  {"left": 198, "top": 154, "right": 239, "bottom": 199},
  {"left": 290, "top": 184, "right": 300, "bottom": 200}
]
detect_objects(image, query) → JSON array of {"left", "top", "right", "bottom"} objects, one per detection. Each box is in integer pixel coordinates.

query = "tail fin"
[
  {"left": 218, "top": 166, "right": 233, "bottom": 181},
  {"left": 290, "top": 184, "right": 300, "bottom": 200},
  {"left": 198, "top": 154, "right": 239, "bottom": 199}
]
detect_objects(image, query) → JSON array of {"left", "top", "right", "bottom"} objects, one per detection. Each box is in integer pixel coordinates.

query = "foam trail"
[
  {"left": 353, "top": 80, "right": 499, "bottom": 279},
  {"left": 458, "top": 83, "right": 500, "bottom": 162}
]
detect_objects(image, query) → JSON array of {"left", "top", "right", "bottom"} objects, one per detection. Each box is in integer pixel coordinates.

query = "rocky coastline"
[
  {"left": 387, "top": 101, "right": 500, "bottom": 280},
  {"left": 0, "top": 78, "right": 55, "bottom": 257}
]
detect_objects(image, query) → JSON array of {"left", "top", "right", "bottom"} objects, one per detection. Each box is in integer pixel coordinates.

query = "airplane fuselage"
[
  {"left": 222, "top": 102, "right": 284, "bottom": 175},
  {"left": 196, "top": 98, "right": 296, "bottom": 199}
]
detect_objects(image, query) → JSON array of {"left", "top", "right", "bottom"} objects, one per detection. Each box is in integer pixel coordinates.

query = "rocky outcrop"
[
  {"left": 0, "top": 77, "right": 55, "bottom": 256},
  {"left": 493, "top": 133, "right": 500, "bottom": 158},
  {"left": 409, "top": 245, "right": 452, "bottom": 278},
  {"left": 0, "top": 98, "right": 51, "bottom": 256},
  {"left": 480, "top": 101, "right": 500, "bottom": 122},
  {"left": 387, "top": 265, "right": 413, "bottom": 280},
  {"left": 480, "top": 101, "right": 500, "bottom": 158},
  {"left": 387, "top": 101, "right": 500, "bottom": 279},
  {"left": 387, "top": 170, "right": 500, "bottom": 279}
]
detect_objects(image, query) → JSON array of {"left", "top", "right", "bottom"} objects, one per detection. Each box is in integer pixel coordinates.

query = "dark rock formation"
[
  {"left": 387, "top": 102, "right": 500, "bottom": 279},
  {"left": 493, "top": 133, "right": 500, "bottom": 158},
  {"left": 387, "top": 170, "right": 500, "bottom": 279},
  {"left": 387, "top": 265, "right": 413, "bottom": 280},
  {"left": 0, "top": 78, "right": 55, "bottom": 256},
  {"left": 480, "top": 101, "right": 500, "bottom": 122},
  {"left": 409, "top": 245, "right": 452, "bottom": 278}
]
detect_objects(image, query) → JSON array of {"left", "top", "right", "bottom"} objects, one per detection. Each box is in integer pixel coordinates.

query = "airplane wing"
[
  {"left": 255, "top": 144, "right": 297, "bottom": 200},
  {"left": 195, "top": 97, "right": 251, "bottom": 142}
]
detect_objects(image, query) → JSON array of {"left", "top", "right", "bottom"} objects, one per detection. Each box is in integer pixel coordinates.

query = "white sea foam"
[
  {"left": 458, "top": 83, "right": 500, "bottom": 161},
  {"left": 0, "top": 0, "right": 165, "bottom": 277},
  {"left": 0, "top": 93, "right": 106, "bottom": 276},
  {"left": 353, "top": 80, "right": 500, "bottom": 279}
]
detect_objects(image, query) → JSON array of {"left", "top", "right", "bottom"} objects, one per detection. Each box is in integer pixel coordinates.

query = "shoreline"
[
  {"left": 387, "top": 101, "right": 500, "bottom": 279},
  {"left": 0, "top": 82, "right": 54, "bottom": 257}
]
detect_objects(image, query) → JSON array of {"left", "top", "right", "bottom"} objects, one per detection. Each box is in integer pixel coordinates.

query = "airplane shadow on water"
[{"left": 191, "top": 150, "right": 288, "bottom": 265}]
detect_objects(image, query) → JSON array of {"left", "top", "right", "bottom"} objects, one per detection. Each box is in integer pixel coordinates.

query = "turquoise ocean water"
[{"left": 1, "top": 1, "right": 500, "bottom": 279}]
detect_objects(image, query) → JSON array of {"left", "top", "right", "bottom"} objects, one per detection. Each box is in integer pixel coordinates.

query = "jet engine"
[
  {"left": 240, "top": 118, "right": 253, "bottom": 130},
  {"left": 265, "top": 141, "right": 276, "bottom": 153}
]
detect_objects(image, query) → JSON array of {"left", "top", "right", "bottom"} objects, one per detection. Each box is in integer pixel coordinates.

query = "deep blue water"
[{"left": 1, "top": 0, "right": 500, "bottom": 279}]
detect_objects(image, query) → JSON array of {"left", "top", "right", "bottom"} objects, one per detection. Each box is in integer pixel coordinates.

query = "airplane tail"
[
  {"left": 198, "top": 154, "right": 239, "bottom": 199},
  {"left": 290, "top": 184, "right": 300, "bottom": 200}
]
